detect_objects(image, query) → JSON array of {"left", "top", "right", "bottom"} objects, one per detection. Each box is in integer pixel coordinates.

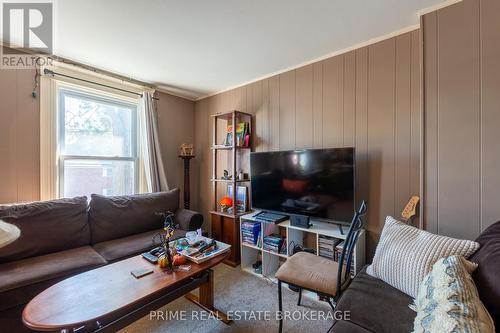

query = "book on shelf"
[
  {"left": 225, "top": 125, "right": 233, "bottom": 146},
  {"left": 318, "top": 235, "right": 341, "bottom": 260},
  {"left": 241, "top": 221, "right": 261, "bottom": 245},
  {"left": 263, "top": 234, "right": 286, "bottom": 255},
  {"left": 224, "top": 121, "right": 250, "bottom": 147}
]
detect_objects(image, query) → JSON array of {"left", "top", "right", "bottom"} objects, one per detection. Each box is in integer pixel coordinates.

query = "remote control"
[{"left": 141, "top": 252, "right": 158, "bottom": 264}]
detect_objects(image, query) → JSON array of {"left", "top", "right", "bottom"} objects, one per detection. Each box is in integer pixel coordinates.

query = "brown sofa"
[
  {"left": 0, "top": 188, "right": 203, "bottom": 333},
  {"left": 331, "top": 221, "right": 500, "bottom": 332}
]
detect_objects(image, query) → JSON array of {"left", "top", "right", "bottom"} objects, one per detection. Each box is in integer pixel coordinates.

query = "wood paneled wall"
[
  {"left": 423, "top": 0, "right": 500, "bottom": 240},
  {"left": 194, "top": 30, "right": 421, "bottom": 259},
  {"left": 0, "top": 66, "right": 195, "bottom": 205},
  {"left": 0, "top": 68, "right": 40, "bottom": 203}
]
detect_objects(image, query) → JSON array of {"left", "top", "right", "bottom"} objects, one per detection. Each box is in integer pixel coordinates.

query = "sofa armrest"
[{"left": 175, "top": 209, "right": 204, "bottom": 231}]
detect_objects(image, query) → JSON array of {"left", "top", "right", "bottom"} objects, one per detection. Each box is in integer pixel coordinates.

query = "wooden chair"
[{"left": 275, "top": 201, "right": 367, "bottom": 333}]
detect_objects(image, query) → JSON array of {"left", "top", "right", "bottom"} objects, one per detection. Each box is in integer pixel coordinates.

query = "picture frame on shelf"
[{"left": 227, "top": 185, "right": 248, "bottom": 213}]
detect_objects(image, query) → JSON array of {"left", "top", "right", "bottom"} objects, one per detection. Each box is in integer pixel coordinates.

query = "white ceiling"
[{"left": 54, "top": 0, "right": 451, "bottom": 100}]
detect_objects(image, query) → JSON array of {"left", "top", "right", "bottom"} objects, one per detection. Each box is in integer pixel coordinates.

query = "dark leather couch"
[
  {"left": 331, "top": 221, "right": 500, "bottom": 332},
  {"left": 0, "top": 188, "right": 203, "bottom": 333}
]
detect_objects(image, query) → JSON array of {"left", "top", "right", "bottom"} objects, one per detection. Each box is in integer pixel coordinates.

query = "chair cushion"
[
  {"left": 92, "top": 229, "right": 186, "bottom": 262},
  {"left": 366, "top": 216, "right": 479, "bottom": 297},
  {"left": 0, "top": 246, "right": 106, "bottom": 293},
  {"left": 275, "top": 251, "right": 346, "bottom": 296},
  {"left": 334, "top": 267, "right": 415, "bottom": 333},
  {"left": 470, "top": 220, "right": 500, "bottom": 329},
  {"left": 88, "top": 189, "right": 180, "bottom": 244},
  {"left": 0, "top": 197, "right": 90, "bottom": 263}
]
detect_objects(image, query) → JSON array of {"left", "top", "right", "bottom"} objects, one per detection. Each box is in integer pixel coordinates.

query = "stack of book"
[
  {"left": 226, "top": 122, "right": 250, "bottom": 147},
  {"left": 333, "top": 241, "right": 355, "bottom": 276},
  {"left": 263, "top": 234, "right": 286, "bottom": 255},
  {"left": 333, "top": 241, "right": 345, "bottom": 261},
  {"left": 318, "top": 236, "right": 341, "bottom": 260},
  {"left": 241, "top": 221, "right": 261, "bottom": 246}
]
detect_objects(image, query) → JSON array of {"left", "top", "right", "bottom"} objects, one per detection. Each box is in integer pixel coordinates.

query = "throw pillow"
[
  {"left": 412, "top": 255, "right": 495, "bottom": 333},
  {"left": 366, "top": 216, "right": 479, "bottom": 297}
]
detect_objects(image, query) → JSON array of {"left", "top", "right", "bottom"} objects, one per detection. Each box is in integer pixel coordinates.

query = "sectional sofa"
[
  {"left": 331, "top": 221, "right": 500, "bottom": 332},
  {"left": 0, "top": 188, "right": 203, "bottom": 333}
]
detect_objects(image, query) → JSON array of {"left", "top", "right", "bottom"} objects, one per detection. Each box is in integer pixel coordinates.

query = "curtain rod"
[{"left": 43, "top": 68, "right": 160, "bottom": 100}]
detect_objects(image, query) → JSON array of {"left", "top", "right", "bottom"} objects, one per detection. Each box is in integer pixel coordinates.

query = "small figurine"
[
  {"left": 221, "top": 170, "right": 232, "bottom": 180},
  {"left": 220, "top": 196, "right": 233, "bottom": 212},
  {"left": 155, "top": 211, "right": 176, "bottom": 272},
  {"left": 180, "top": 143, "right": 194, "bottom": 156}
]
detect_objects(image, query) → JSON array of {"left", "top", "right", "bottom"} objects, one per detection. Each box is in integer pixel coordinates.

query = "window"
[{"left": 58, "top": 88, "right": 138, "bottom": 198}]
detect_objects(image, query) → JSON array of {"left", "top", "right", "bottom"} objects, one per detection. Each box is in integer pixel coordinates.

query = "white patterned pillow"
[
  {"left": 366, "top": 216, "right": 479, "bottom": 297},
  {"left": 412, "top": 255, "right": 495, "bottom": 333}
]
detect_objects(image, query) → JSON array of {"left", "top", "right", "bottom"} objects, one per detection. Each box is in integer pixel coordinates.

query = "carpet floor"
[{"left": 119, "top": 264, "right": 334, "bottom": 333}]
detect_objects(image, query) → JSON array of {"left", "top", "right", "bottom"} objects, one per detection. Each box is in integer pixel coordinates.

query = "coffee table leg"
[{"left": 185, "top": 269, "right": 232, "bottom": 324}]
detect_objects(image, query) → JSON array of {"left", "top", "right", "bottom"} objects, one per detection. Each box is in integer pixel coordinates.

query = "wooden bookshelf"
[{"left": 210, "top": 110, "right": 253, "bottom": 267}]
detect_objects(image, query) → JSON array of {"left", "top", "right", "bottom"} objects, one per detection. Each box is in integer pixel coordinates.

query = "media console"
[{"left": 239, "top": 211, "right": 366, "bottom": 298}]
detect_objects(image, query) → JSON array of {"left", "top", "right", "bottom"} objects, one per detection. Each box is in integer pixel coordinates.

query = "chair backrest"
[{"left": 336, "top": 200, "right": 367, "bottom": 298}]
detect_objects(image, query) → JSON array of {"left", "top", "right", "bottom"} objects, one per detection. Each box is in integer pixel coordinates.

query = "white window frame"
[{"left": 57, "top": 86, "right": 140, "bottom": 197}]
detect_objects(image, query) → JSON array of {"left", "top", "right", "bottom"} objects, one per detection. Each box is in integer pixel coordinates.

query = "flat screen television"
[{"left": 250, "top": 148, "right": 355, "bottom": 223}]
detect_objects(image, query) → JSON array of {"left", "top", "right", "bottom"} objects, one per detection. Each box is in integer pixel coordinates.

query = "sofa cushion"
[
  {"left": 92, "top": 228, "right": 186, "bottom": 262},
  {"left": 470, "top": 220, "right": 500, "bottom": 329},
  {"left": 334, "top": 267, "right": 415, "bottom": 333},
  {"left": 0, "top": 246, "right": 106, "bottom": 293},
  {"left": 412, "top": 255, "right": 494, "bottom": 333},
  {"left": 175, "top": 208, "right": 204, "bottom": 231},
  {"left": 88, "top": 189, "right": 180, "bottom": 244},
  {"left": 0, "top": 197, "right": 90, "bottom": 263},
  {"left": 367, "top": 216, "right": 479, "bottom": 298},
  {"left": 331, "top": 320, "right": 373, "bottom": 333}
]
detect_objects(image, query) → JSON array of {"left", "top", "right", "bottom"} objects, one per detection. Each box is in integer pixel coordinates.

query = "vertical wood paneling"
[
  {"left": 410, "top": 30, "right": 421, "bottom": 208},
  {"left": 234, "top": 86, "right": 246, "bottom": 113},
  {"left": 437, "top": 0, "right": 480, "bottom": 239},
  {"left": 279, "top": 71, "right": 296, "bottom": 150},
  {"left": 295, "top": 65, "right": 313, "bottom": 149},
  {"left": 323, "top": 57, "right": 344, "bottom": 148},
  {"left": 423, "top": 12, "right": 439, "bottom": 234},
  {"left": 261, "top": 79, "right": 270, "bottom": 152},
  {"left": 251, "top": 82, "right": 263, "bottom": 151},
  {"left": 16, "top": 70, "right": 39, "bottom": 202},
  {"left": 367, "top": 39, "right": 396, "bottom": 255},
  {"left": 0, "top": 70, "right": 18, "bottom": 203},
  {"left": 196, "top": 31, "right": 421, "bottom": 258},
  {"left": 246, "top": 84, "right": 254, "bottom": 116},
  {"left": 343, "top": 52, "right": 356, "bottom": 147},
  {"left": 395, "top": 34, "right": 412, "bottom": 214},
  {"left": 355, "top": 48, "right": 369, "bottom": 209},
  {"left": 480, "top": 0, "right": 500, "bottom": 231},
  {"left": 312, "top": 62, "right": 323, "bottom": 148},
  {"left": 268, "top": 75, "right": 280, "bottom": 151}
]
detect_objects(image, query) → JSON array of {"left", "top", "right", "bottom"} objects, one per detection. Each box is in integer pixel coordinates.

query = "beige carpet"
[{"left": 119, "top": 264, "right": 333, "bottom": 333}]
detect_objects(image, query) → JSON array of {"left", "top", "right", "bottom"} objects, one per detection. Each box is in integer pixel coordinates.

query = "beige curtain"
[{"left": 139, "top": 91, "right": 168, "bottom": 192}]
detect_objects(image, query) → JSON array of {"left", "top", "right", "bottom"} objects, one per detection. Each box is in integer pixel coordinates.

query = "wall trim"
[{"left": 417, "top": 0, "right": 463, "bottom": 17}]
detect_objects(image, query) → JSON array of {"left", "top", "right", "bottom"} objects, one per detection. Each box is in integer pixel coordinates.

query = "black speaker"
[{"left": 290, "top": 214, "right": 311, "bottom": 229}]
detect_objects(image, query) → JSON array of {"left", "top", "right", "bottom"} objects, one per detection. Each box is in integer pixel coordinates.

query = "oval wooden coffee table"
[{"left": 23, "top": 252, "right": 230, "bottom": 332}]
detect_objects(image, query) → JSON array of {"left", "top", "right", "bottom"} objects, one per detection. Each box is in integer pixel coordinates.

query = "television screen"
[{"left": 250, "top": 148, "right": 355, "bottom": 223}]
